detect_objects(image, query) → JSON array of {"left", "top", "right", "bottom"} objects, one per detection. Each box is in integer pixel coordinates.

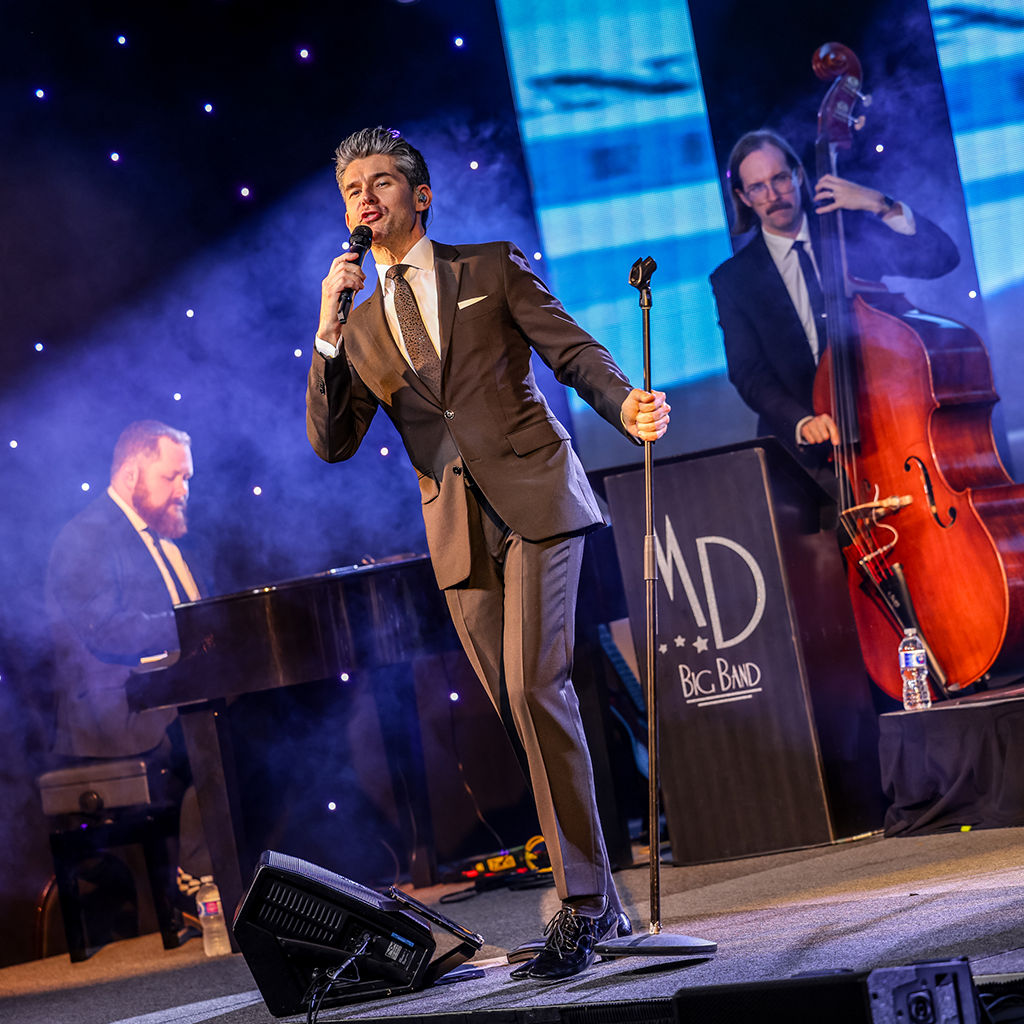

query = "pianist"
[
  {"left": 307, "top": 127, "right": 670, "bottom": 981},
  {"left": 45, "top": 420, "right": 211, "bottom": 914}
]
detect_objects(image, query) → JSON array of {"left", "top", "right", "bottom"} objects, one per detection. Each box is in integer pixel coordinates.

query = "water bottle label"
[
  {"left": 899, "top": 650, "right": 926, "bottom": 670},
  {"left": 200, "top": 899, "right": 222, "bottom": 916}
]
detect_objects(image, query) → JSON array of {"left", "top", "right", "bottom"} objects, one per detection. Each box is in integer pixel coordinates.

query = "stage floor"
[{"left": 3, "top": 826, "right": 1024, "bottom": 1023}]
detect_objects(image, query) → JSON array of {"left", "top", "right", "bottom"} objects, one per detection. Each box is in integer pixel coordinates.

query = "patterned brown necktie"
[{"left": 387, "top": 264, "right": 442, "bottom": 398}]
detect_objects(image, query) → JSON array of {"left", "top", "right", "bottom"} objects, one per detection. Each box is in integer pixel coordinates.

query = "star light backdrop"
[
  {"left": 0, "top": 0, "right": 1022, "bottom": 968},
  {"left": 0, "top": 0, "right": 549, "bottom": 967}
]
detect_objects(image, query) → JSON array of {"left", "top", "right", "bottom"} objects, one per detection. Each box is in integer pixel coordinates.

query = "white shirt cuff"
[
  {"left": 314, "top": 335, "right": 339, "bottom": 359},
  {"left": 796, "top": 416, "right": 813, "bottom": 446},
  {"left": 883, "top": 202, "right": 916, "bottom": 236}
]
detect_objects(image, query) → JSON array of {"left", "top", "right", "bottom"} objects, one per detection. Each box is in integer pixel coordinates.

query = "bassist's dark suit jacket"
[{"left": 710, "top": 211, "right": 959, "bottom": 468}]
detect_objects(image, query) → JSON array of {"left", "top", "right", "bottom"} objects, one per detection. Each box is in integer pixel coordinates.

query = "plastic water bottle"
[
  {"left": 899, "top": 628, "right": 931, "bottom": 711},
  {"left": 196, "top": 876, "right": 232, "bottom": 956}
]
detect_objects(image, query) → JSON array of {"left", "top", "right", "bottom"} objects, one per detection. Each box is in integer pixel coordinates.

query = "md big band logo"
[{"left": 655, "top": 515, "right": 766, "bottom": 710}]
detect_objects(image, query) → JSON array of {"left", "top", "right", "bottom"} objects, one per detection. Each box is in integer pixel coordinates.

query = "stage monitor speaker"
[
  {"left": 233, "top": 850, "right": 481, "bottom": 1017},
  {"left": 672, "top": 960, "right": 981, "bottom": 1024}
]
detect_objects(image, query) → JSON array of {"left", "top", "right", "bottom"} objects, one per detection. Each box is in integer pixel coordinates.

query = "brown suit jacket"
[{"left": 306, "top": 240, "right": 637, "bottom": 588}]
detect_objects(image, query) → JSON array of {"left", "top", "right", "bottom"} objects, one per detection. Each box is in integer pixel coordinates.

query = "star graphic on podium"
[
  {"left": 673, "top": 635, "right": 686, "bottom": 648},
  {"left": 693, "top": 636, "right": 710, "bottom": 653},
  {"left": 658, "top": 643, "right": 668, "bottom": 654}
]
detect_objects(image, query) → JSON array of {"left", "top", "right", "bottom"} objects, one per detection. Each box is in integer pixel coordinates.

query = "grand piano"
[{"left": 127, "top": 555, "right": 466, "bottom": 943}]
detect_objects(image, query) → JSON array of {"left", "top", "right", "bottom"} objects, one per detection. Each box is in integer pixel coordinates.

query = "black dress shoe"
[
  {"left": 508, "top": 910, "right": 632, "bottom": 965},
  {"left": 509, "top": 903, "right": 622, "bottom": 980}
]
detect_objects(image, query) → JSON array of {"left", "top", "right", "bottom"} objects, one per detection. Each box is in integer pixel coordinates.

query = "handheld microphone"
[{"left": 337, "top": 224, "right": 374, "bottom": 324}]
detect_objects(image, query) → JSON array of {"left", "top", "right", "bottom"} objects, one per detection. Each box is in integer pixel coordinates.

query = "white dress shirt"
[
  {"left": 316, "top": 234, "right": 440, "bottom": 363},
  {"left": 763, "top": 217, "right": 825, "bottom": 364},
  {"left": 107, "top": 486, "right": 201, "bottom": 605}
]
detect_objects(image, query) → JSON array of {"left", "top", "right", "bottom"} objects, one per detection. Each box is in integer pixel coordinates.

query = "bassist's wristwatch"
[{"left": 877, "top": 194, "right": 896, "bottom": 217}]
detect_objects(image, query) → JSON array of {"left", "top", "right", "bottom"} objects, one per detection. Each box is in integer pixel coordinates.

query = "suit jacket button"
[
  {"left": 444, "top": 409, "right": 455, "bottom": 420},
  {"left": 452, "top": 466, "right": 462, "bottom": 476}
]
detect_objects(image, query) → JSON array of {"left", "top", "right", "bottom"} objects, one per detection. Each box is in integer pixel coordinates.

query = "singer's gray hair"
[{"left": 334, "top": 127, "right": 431, "bottom": 228}]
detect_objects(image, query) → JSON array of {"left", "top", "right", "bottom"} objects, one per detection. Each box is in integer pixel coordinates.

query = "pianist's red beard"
[{"left": 133, "top": 479, "right": 189, "bottom": 539}]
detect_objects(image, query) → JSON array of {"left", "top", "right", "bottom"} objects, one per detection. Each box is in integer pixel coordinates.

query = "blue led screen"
[
  {"left": 930, "top": 3, "right": 1024, "bottom": 293},
  {"left": 495, "top": 0, "right": 734, "bottom": 442},
  {"left": 929, "top": 2, "right": 1024, "bottom": 467}
]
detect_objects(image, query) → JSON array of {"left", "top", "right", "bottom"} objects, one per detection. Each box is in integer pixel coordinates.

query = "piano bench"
[
  {"left": 39, "top": 759, "right": 151, "bottom": 816},
  {"left": 38, "top": 761, "right": 183, "bottom": 962}
]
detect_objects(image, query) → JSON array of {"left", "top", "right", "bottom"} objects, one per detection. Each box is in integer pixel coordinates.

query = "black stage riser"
[
  {"left": 329, "top": 960, "right": 978, "bottom": 1024},
  {"left": 314, "top": 1002, "right": 676, "bottom": 1024}
]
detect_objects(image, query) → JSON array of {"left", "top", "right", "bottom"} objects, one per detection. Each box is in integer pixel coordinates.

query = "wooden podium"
[{"left": 603, "top": 439, "right": 883, "bottom": 864}]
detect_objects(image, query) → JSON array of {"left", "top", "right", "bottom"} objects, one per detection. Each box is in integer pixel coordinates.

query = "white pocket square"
[{"left": 458, "top": 295, "right": 488, "bottom": 310}]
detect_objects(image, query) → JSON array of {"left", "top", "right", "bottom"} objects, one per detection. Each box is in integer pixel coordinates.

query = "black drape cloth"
[{"left": 880, "top": 699, "right": 1024, "bottom": 835}]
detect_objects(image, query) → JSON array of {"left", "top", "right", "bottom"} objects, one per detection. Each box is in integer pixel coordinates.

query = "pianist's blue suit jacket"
[{"left": 45, "top": 492, "right": 206, "bottom": 758}]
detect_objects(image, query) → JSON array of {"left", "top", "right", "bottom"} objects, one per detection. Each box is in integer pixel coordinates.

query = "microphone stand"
[{"left": 595, "top": 257, "right": 717, "bottom": 960}]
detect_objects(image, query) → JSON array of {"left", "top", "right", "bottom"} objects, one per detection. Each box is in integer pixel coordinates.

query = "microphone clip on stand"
[{"left": 594, "top": 257, "right": 717, "bottom": 960}]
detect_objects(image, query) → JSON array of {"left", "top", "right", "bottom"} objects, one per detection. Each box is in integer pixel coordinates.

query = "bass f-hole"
[{"left": 903, "top": 456, "right": 956, "bottom": 529}]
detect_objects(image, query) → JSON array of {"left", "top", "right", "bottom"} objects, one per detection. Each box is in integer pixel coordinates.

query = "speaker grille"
[
  {"left": 257, "top": 879, "right": 347, "bottom": 945},
  {"left": 563, "top": 1001, "right": 674, "bottom": 1024}
]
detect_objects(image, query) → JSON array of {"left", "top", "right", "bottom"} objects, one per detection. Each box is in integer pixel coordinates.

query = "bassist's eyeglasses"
[{"left": 741, "top": 170, "right": 798, "bottom": 202}]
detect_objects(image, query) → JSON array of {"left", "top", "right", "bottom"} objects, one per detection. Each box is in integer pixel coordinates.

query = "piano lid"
[{"left": 127, "top": 555, "right": 461, "bottom": 711}]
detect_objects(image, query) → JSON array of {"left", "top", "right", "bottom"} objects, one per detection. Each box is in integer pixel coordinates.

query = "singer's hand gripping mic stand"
[{"left": 595, "top": 257, "right": 717, "bottom": 961}]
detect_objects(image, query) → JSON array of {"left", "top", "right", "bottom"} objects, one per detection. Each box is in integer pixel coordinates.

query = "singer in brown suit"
[{"left": 305, "top": 127, "right": 669, "bottom": 980}]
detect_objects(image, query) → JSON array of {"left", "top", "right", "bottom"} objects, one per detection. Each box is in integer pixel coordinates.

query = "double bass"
[{"left": 810, "top": 42, "right": 1024, "bottom": 700}]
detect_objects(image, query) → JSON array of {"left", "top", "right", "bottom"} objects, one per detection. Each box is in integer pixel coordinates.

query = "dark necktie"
[
  {"left": 144, "top": 528, "right": 191, "bottom": 604},
  {"left": 792, "top": 241, "right": 827, "bottom": 349},
  {"left": 387, "top": 264, "right": 442, "bottom": 398}
]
